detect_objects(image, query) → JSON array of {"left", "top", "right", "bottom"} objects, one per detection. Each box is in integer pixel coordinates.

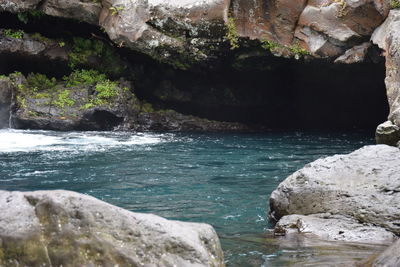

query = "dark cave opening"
[
  {"left": 133, "top": 56, "right": 389, "bottom": 131},
  {"left": 0, "top": 11, "right": 389, "bottom": 131}
]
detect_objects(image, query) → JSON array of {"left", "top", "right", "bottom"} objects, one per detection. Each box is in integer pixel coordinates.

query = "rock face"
[
  {"left": 0, "top": 76, "right": 13, "bottom": 128},
  {"left": 0, "top": 0, "right": 392, "bottom": 66},
  {"left": 0, "top": 190, "right": 225, "bottom": 266},
  {"left": 3, "top": 71, "right": 248, "bottom": 132},
  {"left": 376, "top": 120, "right": 400, "bottom": 146},
  {"left": 269, "top": 145, "right": 400, "bottom": 242},
  {"left": 372, "top": 10, "right": 400, "bottom": 145}
]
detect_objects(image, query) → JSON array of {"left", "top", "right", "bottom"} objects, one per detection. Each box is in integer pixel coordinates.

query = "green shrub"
[
  {"left": 54, "top": 90, "right": 75, "bottom": 108},
  {"left": 225, "top": 17, "right": 239, "bottom": 50},
  {"left": 68, "top": 37, "right": 126, "bottom": 76},
  {"left": 391, "top": 0, "right": 400, "bottom": 8},
  {"left": 3, "top": 29, "right": 24, "bottom": 39},
  {"left": 26, "top": 73, "right": 57, "bottom": 92},
  {"left": 64, "top": 69, "right": 107, "bottom": 87}
]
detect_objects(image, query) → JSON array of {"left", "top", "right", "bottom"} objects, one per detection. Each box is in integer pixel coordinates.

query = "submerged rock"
[
  {"left": 275, "top": 214, "right": 396, "bottom": 245},
  {"left": 269, "top": 145, "right": 400, "bottom": 239},
  {"left": 0, "top": 190, "right": 225, "bottom": 266}
]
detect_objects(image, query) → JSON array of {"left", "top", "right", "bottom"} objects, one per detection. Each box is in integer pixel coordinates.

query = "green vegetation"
[
  {"left": 391, "top": 0, "right": 400, "bottom": 9},
  {"left": 64, "top": 69, "right": 107, "bottom": 87},
  {"left": 225, "top": 17, "right": 239, "bottom": 50},
  {"left": 3, "top": 29, "right": 24, "bottom": 39},
  {"left": 63, "top": 69, "right": 119, "bottom": 109},
  {"left": 17, "top": 10, "right": 45, "bottom": 24},
  {"left": 58, "top": 41, "right": 65, "bottom": 47},
  {"left": 68, "top": 37, "right": 126, "bottom": 76},
  {"left": 26, "top": 73, "right": 57, "bottom": 92},
  {"left": 109, "top": 5, "right": 125, "bottom": 16},
  {"left": 54, "top": 90, "right": 75, "bottom": 108},
  {"left": 261, "top": 39, "right": 310, "bottom": 58}
]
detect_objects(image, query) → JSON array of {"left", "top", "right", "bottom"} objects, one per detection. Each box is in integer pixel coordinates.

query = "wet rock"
[
  {"left": 372, "top": 10, "right": 400, "bottom": 129},
  {"left": 8, "top": 72, "right": 249, "bottom": 132},
  {"left": 275, "top": 214, "right": 397, "bottom": 244},
  {"left": 376, "top": 120, "right": 400, "bottom": 146},
  {"left": 0, "top": 190, "right": 225, "bottom": 266},
  {"left": 269, "top": 145, "right": 400, "bottom": 235},
  {"left": 372, "top": 239, "right": 400, "bottom": 266}
]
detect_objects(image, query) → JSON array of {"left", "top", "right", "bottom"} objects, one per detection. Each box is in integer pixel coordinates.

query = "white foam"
[{"left": 0, "top": 129, "right": 166, "bottom": 153}]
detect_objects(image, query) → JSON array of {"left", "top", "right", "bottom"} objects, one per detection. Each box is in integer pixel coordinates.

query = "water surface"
[{"left": 0, "top": 129, "right": 380, "bottom": 265}]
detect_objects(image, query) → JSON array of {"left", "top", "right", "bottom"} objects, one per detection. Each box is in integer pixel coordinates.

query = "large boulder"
[
  {"left": 372, "top": 239, "right": 400, "bottom": 266},
  {"left": 0, "top": 190, "right": 225, "bottom": 266},
  {"left": 372, "top": 10, "right": 400, "bottom": 144},
  {"left": 269, "top": 145, "right": 400, "bottom": 236}
]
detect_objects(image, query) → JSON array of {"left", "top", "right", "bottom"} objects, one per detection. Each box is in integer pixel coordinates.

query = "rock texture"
[
  {"left": 269, "top": 145, "right": 400, "bottom": 241},
  {"left": 0, "top": 76, "right": 13, "bottom": 128},
  {"left": 376, "top": 120, "right": 400, "bottom": 146},
  {"left": 0, "top": 0, "right": 392, "bottom": 66},
  {"left": 0, "top": 190, "right": 225, "bottom": 267},
  {"left": 3, "top": 72, "right": 248, "bottom": 132},
  {"left": 372, "top": 10, "right": 400, "bottom": 145},
  {"left": 275, "top": 214, "right": 396, "bottom": 244},
  {"left": 372, "top": 239, "right": 400, "bottom": 266}
]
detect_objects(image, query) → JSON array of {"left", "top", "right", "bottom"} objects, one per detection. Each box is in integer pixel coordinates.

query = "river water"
[{"left": 0, "top": 129, "right": 384, "bottom": 266}]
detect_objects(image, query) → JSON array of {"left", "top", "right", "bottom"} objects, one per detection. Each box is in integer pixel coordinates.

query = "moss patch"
[{"left": 68, "top": 37, "right": 127, "bottom": 77}]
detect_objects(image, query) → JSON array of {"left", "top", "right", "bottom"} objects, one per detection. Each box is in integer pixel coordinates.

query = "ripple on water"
[{"left": 0, "top": 129, "right": 377, "bottom": 266}]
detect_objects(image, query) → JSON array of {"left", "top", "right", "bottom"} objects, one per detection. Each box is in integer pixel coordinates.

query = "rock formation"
[
  {"left": 0, "top": 190, "right": 225, "bottom": 266},
  {"left": 269, "top": 145, "right": 400, "bottom": 242},
  {"left": 373, "top": 10, "right": 400, "bottom": 145}
]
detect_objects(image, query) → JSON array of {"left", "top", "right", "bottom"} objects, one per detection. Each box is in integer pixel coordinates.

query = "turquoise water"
[{"left": 0, "top": 129, "right": 375, "bottom": 265}]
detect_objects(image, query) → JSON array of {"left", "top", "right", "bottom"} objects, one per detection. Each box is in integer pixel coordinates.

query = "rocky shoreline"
[
  {"left": 269, "top": 145, "right": 400, "bottom": 266},
  {"left": 1, "top": 0, "right": 400, "bottom": 266}
]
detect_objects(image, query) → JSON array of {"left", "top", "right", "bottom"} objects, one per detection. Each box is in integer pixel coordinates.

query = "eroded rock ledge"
[{"left": 0, "top": 190, "right": 225, "bottom": 266}]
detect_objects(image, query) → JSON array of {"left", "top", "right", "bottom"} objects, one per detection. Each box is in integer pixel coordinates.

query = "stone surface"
[
  {"left": 0, "top": 30, "right": 69, "bottom": 61},
  {"left": 0, "top": 190, "right": 225, "bottom": 266},
  {"left": 0, "top": 77, "right": 13, "bottom": 128},
  {"left": 334, "top": 42, "right": 371, "bottom": 64},
  {"left": 99, "top": 0, "right": 229, "bottom": 67},
  {"left": 376, "top": 120, "right": 400, "bottom": 146},
  {"left": 269, "top": 145, "right": 400, "bottom": 235},
  {"left": 42, "top": 0, "right": 102, "bottom": 25},
  {"left": 7, "top": 72, "right": 249, "bottom": 132},
  {"left": 0, "top": 0, "right": 41, "bottom": 12},
  {"left": 372, "top": 239, "right": 400, "bottom": 266},
  {"left": 372, "top": 10, "right": 400, "bottom": 129},
  {"left": 275, "top": 214, "right": 397, "bottom": 244}
]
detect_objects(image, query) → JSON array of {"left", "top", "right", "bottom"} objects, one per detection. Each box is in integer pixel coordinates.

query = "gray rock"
[
  {"left": 0, "top": 77, "right": 13, "bottom": 128},
  {"left": 373, "top": 239, "right": 400, "bottom": 266},
  {"left": 334, "top": 42, "right": 371, "bottom": 64},
  {"left": 376, "top": 121, "right": 400, "bottom": 146},
  {"left": 372, "top": 10, "right": 400, "bottom": 128},
  {"left": 0, "top": 190, "right": 225, "bottom": 267},
  {"left": 269, "top": 145, "right": 400, "bottom": 235},
  {"left": 275, "top": 214, "right": 397, "bottom": 245}
]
